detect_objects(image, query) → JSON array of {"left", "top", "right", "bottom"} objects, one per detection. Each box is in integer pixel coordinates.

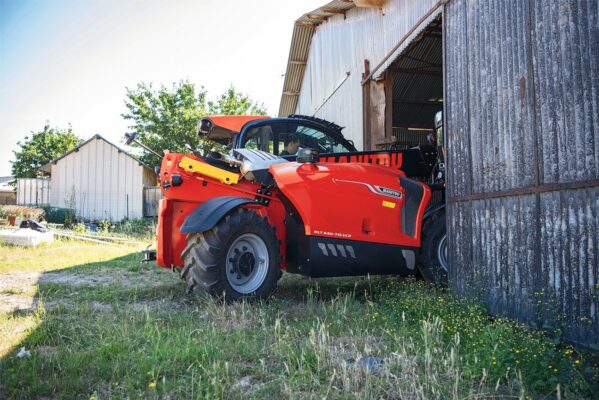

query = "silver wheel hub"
[
  {"left": 225, "top": 233, "right": 269, "bottom": 294},
  {"left": 437, "top": 234, "right": 448, "bottom": 273}
]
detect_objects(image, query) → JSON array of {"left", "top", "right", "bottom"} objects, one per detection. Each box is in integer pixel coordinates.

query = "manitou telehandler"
[{"left": 131, "top": 113, "right": 447, "bottom": 301}]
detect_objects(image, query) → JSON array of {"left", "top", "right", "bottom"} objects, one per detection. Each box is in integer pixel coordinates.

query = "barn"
[
  {"left": 40, "top": 134, "right": 157, "bottom": 221},
  {"left": 279, "top": 0, "right": 599, "bottom": 346}
]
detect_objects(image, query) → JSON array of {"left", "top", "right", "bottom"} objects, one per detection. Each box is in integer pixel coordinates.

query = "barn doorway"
[
  {"left": 383, "top": 14, "right": 447, "bottom": 278},
  {"left": 386, "top": 15, "right": 443, "bottom": 149},
  {"left": 363, "top": 14, "right": 447, "bottom": 274}
]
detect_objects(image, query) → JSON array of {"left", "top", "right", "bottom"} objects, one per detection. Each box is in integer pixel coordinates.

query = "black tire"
[
  {"left": 417, "top": 211, "right": 448, "bottom": 287},
  {"left": 180, "top": 208, "right": 282, "bottom": 302}
]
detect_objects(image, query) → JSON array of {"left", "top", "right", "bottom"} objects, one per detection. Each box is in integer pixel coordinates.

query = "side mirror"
[
  {"left": 434, "top": 111, "right": 442, "bottom": 131},
  {"left": 198, "top": 118, "right": 213, "bottom": 137},
  {"left": 434, "top": 111, "right": 443, "bottom": 147},
  {"left": 124, "top": 132, "right": 138, "bottom": 146},
  {"left": 296, "top": 148, "right": 320, "bottom": 164}
]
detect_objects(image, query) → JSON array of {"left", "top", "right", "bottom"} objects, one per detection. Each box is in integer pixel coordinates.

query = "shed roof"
[
  {"left": 278, "top": 0, "right": 356, "bottom": 117},
  {"left": 41, "top": 134, "right": 154, "bottom": 174}
]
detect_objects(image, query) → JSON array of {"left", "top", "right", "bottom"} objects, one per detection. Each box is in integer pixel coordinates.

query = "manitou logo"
[
  {"left": 317, "top": 243, "right": 356, "bottom": 259},
  {"left": 374, "top": 185, "right": 402, "bottom": 199},
  {"left": 333, "top": 179, "right": 403, "bottom": 199}
]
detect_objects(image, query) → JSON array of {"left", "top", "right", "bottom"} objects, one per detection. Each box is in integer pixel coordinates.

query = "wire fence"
[{"left": 15, "top": 180, "right": 163, "bottom": 221}]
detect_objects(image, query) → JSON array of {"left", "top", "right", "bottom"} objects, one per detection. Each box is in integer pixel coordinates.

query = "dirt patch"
[
  {"left": 0, "top": 269, "right": 172, "bottom": 290},
  {"left": 0, "top": 293, "right": 36, "bottom": 313},
  {"left": 0, "top": 269, "right": 179, "bottom": 314}
]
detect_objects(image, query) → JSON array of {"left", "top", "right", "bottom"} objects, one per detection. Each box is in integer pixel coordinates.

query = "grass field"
[{"left": 0, "top": 240, "right": 597, "bottom": 399}]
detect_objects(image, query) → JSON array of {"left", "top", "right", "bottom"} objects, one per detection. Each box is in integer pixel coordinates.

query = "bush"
[
  {"left": 110, "top": 218, "right": 156, "bottom": 239},
  {"left": 42, "top": 207, "right": 75, "bottom": 225}
]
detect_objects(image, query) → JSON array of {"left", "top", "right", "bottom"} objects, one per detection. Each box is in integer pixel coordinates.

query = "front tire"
[
  {"left": 181, "top": 208, "right": 281, "bottom": 301},
  {"left": 417, "top": 211, "right": 448, "bottom": 287}
]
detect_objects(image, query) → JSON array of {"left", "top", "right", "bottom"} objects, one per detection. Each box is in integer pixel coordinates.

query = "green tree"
[
  {"left": 122, "top": 81, "right": 208, "bottom": 167},
  {"left": 208, "top": 85, "right": 267, "bottom": 116},
  {"left": 122, "top": 81, "right": 267, "bottom": 167},
  {"left": 11, "top": 124, "right": 82, "bottom": 179}
]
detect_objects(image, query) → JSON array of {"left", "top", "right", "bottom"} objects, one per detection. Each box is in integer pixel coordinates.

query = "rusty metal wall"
[{"left": 445, "top": 0, "right": 599, "bottom": 346}]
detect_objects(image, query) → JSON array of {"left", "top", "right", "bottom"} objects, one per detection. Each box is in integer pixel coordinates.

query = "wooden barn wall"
[{"left": 445, "top": 0, "right": 599, "bottom": 345}]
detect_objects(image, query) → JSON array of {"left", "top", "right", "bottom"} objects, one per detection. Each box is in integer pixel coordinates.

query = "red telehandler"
[{"left": 131, "top": 114, "right": 447, "bottom": 301}]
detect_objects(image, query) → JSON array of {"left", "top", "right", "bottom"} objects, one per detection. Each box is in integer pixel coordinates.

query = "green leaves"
[
  {"left": 11, "top": 124, "right": 82, "bottom": 179},
  {"left": 122, "top": 81, "right": 266, "bottom": 167},
  {"left": 208, "top": 85, "right": 267, "bottom": 116}
]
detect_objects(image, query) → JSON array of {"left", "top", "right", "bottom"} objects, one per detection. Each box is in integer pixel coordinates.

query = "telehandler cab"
[{"left": 134, "top": 114, "right": 447, "bottom": 301}]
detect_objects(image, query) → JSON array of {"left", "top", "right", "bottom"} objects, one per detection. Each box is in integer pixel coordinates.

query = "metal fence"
[
  {"left": 392, "top": 127, "right": 431, "bottom": 147},
  {"left": 16, "top": 178, "right": 50, "bottom": 206}
]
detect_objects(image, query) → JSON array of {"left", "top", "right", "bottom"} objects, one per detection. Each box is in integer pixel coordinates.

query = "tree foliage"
[
  {"left": 208, "top": 85, "right": 267, "bottom": 116},
  {"left": 11, "top": 124, "right": 82, "bottom": 179},
  {"left": 122, "top": 81, "right": 207, "bottom": 167},
  {"left": 122, "top": 81, "right": 266, "bottom": 167}
]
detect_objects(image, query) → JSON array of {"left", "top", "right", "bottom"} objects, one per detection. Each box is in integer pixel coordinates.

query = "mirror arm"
[{"left": 124, "top": 133, "right": 163, "bottom": 159}]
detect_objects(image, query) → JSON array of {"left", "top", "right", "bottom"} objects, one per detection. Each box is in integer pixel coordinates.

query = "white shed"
[{"left": 41, "top": 135, "right": 156, "bottom": 221}]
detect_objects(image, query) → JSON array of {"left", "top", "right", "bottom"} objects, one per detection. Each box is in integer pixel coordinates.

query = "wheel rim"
[
  {"left": 225, "top": 233, "right": 269, "bottom": 294},
  {"left": 437, "top": 234, "right": 448, "bottom": 273}
]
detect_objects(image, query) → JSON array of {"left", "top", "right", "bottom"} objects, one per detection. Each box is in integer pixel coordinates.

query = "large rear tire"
[
  {"left": 417, "top": 211, "right": 448, "bottom": 287},
  {"left": 181, "top": 208, "right": 282, "bottom": 302}
]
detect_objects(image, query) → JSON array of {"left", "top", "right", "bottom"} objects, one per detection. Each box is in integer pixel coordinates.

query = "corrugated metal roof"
[{"left": 278, "top": 0, "right": 356, "bottom": 117}]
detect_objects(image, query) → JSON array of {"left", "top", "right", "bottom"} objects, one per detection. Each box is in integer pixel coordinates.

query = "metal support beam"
[
  {"left": 449, "top": 179, "right": 599, "bottom": 203},
  {"left": 361, "top": 0, "right": 447, "bottom": 85}
]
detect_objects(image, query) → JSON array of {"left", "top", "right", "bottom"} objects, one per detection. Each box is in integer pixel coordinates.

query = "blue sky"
[{"left": 0, "top": 0, "right": 323, "bottom": 176}]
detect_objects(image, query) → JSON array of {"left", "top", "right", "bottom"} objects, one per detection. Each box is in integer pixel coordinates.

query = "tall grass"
[{"left": 0, "top": 242, "right": 597, "bottom": 398}]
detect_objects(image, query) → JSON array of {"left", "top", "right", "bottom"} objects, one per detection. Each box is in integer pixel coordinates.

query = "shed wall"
[
  {"left": 295, "top": 0, "right": 439, "bottom": 149},
  {"left": 49, "top": 137, "right": 147, "bottom": 221},
  {"left": 445, "top": 0, "right": 599, "bottom": 345}
]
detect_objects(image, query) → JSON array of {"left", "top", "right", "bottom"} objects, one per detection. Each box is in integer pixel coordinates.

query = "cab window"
[
  {"left": 287, "top": 124, "right": 352, "bottom": 154},
  {"left": 242, "top": 122, "right": 353, "bottom": 155},
  {"left": 244, "top": 126, "right": 275, "bottom": 153}
]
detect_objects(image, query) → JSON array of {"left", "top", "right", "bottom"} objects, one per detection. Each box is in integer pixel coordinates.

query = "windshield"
[{"left": 242, "top": 122, "right": 353, "bottom": 156}]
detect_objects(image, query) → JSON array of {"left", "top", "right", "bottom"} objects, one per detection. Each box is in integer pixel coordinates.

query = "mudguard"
[
  {"left": 180, "top": 196, "right": 255, "bottom": 234},
  {"left": 423, "top": 201, "right": 445, "bottom": 221}
]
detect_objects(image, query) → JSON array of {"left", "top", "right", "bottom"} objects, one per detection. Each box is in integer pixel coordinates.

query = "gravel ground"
[{"left": 0, "top": 269, "right": 177, "bottom": 313}]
